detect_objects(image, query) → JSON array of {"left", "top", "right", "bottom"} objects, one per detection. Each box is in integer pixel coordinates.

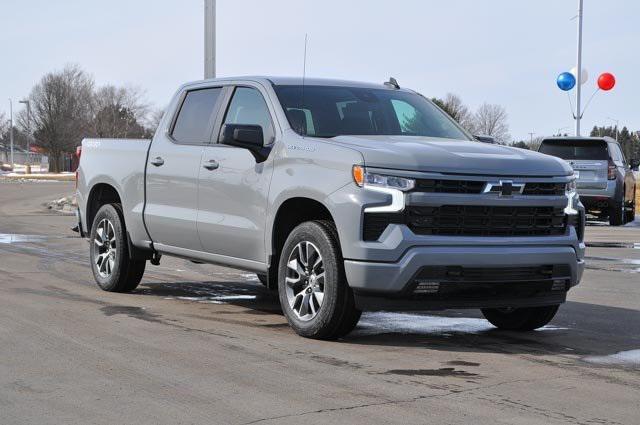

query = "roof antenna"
[
  {"left": 301, "top": 33, "right": 308, "bottom": 137},
  {"left": 384, "top": 77, "right": 400, "bottom": 89}
]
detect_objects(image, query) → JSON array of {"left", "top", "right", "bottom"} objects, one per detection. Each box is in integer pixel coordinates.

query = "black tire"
[
  {"left": 481, "top": 305, "right": 559, "bottom": 331},
  {"left": 89, "top": 204, "right": 146, "bottom": 293},
  {"left": 609, "top": 199, "right": 625, "bottom": 226},
  {"left": 277, "top": 220, "right": 360, "bottom": 339},
  {"left": 625, "top": 189, "right": 636, "bottom": 224}
]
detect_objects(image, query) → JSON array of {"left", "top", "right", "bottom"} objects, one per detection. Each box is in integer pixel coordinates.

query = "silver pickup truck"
[{"left": 76, "top": 76, "right": 585, "bottom": 339}]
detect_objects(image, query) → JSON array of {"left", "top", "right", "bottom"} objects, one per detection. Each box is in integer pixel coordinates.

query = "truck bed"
[{"left": 77, "top": 138, "right": 152, "bottom": 247}]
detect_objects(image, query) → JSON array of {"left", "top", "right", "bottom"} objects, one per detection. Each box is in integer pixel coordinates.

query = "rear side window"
[
  {"left": 539, "top": 140, "right": 609, "bottom": 160},
  {"left": 171, "top": 88, "right": 222, "bottom": 144},
  {"left": 609, "top": 143, "right": 625, "bottom": 165}
]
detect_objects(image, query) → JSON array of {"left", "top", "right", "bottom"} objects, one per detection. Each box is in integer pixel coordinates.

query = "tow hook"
[{"left": 150, "top": 252, "right": 162, "bottom": 266}]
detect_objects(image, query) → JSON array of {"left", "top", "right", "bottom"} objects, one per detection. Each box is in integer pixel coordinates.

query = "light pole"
[
  {"left": 8, "top": 99, "right": 14, "bottom": 169},
  {"left": 204, "top": 0, "right": 216, "bottom": 79},
  {"left": 606, "top": 117, "right": 619, "bottom": 142},
  {"left": 19, "top": 99, "right": 31, "bottom": 174},
  {"left": 528, "top": 132, "right": 536, "bottom": 144},
  {"left": 575, "top": 0, "right": 584, "bottom": 136}
]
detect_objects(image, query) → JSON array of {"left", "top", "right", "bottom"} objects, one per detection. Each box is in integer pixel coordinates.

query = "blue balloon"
[{"left": 557, "top": 72, "right": 576, "bottom": 91}]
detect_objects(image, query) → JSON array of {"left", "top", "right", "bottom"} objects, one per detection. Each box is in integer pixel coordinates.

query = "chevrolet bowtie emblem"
[{"left": 483, "top": 180, "right": 525, "bottom": 196}]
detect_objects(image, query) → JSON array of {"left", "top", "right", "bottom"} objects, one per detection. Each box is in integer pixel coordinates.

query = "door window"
[
  {"left": 609, "top": 144, "right": 625, "bottom": 166},
  {"left": 222, "top": 87, "right": 275, "bottom": 143},
  {"left": 171, "top": 88, "right": 222, "bottom": 144}
]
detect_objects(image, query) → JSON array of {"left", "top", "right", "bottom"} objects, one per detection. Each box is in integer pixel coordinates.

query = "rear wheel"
[
  {"left": 609, "top": 199, "right": 625, "bottom": 226},
  {"left": 481, "top": 305, "right": 559, "bottom": 331},
  {"left": 278, "top": 220, "right": 360, "bottom": 339},
  {"left": 89, "top": 204, "right": 146, "bottom": 292},
  {"left": 625, "top": 189, "right": 636, "bottom": 224}
]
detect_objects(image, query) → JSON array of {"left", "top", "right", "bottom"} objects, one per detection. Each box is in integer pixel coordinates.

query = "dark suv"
[{"left": 539, "top": 137, "right": 637, "bottom": 225}]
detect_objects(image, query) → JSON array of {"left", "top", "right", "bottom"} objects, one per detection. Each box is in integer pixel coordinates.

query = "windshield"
[
  {"left": 273, "top": 85, "right": 471, "bottom": 140},
  {"left": 539, "top": 140, "right": 609, "bottom": 160}
]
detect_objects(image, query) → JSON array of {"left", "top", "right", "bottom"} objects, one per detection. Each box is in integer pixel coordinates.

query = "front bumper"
[{"left": 345, "top": 243, "right": 585, "bottom": 311}]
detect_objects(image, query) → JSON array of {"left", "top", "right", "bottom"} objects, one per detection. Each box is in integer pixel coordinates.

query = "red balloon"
[{"left": 598, "top": 72, "right": 616, "bottom": 91}]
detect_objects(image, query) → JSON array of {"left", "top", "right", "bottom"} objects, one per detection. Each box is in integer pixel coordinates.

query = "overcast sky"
[{"left": 1, "top": 0, "right": 637, "bottom": 141}]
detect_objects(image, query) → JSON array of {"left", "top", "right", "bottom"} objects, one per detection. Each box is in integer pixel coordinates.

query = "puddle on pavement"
[
  {"left": 583, "top": 349, "right": 640, "bottom": 367},
  {"left": 381, "top": 367, "right": 479, "bottom": 377}
]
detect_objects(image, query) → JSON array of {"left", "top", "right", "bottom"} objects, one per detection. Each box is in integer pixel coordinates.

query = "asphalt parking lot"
[{"left": 1, "top": 180, "right": 639, "bottom": 425}]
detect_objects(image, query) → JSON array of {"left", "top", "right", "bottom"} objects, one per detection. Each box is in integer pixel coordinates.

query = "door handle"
[
  {"left": 203, "top": 159, "right": 219, "bottom": 171},
  {"left": 150, "top": 157, "right": 164, "bottom": 167}
]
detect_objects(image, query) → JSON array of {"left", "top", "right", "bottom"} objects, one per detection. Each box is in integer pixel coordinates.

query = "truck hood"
[{"left": 331, "top": 135, "right": 573, "bottom": 177}]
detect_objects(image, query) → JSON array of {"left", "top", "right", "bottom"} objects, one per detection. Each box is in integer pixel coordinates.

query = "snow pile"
[{"left": 584, "top": 349, "right": 640, "bottom": 367}]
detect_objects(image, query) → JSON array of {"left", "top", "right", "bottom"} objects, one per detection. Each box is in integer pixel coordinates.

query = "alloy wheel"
[
  {"left": 285, "top": 241, "right": 325, "bottom": 321},
  {"left": 94, "top": 219, "right": 116, "bottom": 278}
]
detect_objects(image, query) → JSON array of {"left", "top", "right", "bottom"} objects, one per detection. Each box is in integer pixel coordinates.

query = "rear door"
[
  {"left": 608, "top": 142, "right": 635, "bottom": 203},
  {"left": 539, "top": 139, "right": 609, "bottom": 189},
  {"left": 196, "top": 85, "right": 276, "bottom": 263},
  {"left": 145, "top": 87, "right": 223, "bottom": 250}
]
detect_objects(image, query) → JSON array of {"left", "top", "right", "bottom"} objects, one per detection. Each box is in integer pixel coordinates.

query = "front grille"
[
  {"left": 414, "top": 179, "right": 566, "bottom": 196},
  {"left": 406, "top": 205, "right": 566, "bottom": 237},
  {"left": 522, "top": 182, "right": 565, "bottom": 196},
  {"left": 415, "top": 179, "right": 485, "bottom": 194},
  {"left": 362, "top": 205, "right": 567, "bottom": 240}
]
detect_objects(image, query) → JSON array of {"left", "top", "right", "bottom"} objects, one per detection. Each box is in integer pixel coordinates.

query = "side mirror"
[
  {"left": 220, "top": 124, "right": 270, "bottom": 162},
  {"left": 473, "top": 134, "right": 496, "bottom": 144}
]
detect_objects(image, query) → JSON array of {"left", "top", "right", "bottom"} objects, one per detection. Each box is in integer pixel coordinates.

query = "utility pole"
[
  {"left": 204, "top": 0, "right": 216, "bottom": 79},
  {"left": 19, "top": 99, "right": 31, "bottom": 174},
  {"left": 575, "top": 0, "right": 584, "bottom": 136},
  {"left": 8, "top": 98, "right": 14, "bottom": 169},
  {"left": 606, "top": 117, "right": 619, "bottom": 142},
  {"left": 528, "top": 132, "right": 536, "bottom": 144}
]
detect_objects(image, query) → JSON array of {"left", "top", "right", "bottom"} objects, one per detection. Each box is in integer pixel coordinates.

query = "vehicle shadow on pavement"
[{"left": 133, "top": 279, "right": 640, "bottom": 359}]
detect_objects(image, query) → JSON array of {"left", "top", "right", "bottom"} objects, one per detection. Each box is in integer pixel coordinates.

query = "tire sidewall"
[
  {"left": 277, "top": 222, "right": 340, "bottom": 336},
  {"left": 89, "top": 204, "right": 128, "bottom": 291}
]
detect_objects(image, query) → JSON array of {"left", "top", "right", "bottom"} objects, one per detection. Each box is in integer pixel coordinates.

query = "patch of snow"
[
  {"left": 355, "top": 312, "right": 566, "bottom": 336},
  {"left": 583, "top": 349, "right": 640, "bottom": 367},
  {"left": 241, "top": 273, "right": 260, "bottom": 282},
  {"left": 172, "top": 294, "right": 257, "bottom": 304}
]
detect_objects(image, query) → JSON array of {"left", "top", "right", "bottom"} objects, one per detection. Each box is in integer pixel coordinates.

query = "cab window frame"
[
  {"left": 168, "top": 86, "right": 224, "bottom": 146},
  {"left": 217, "top": 85, "right": 277, "bottom": 146}
]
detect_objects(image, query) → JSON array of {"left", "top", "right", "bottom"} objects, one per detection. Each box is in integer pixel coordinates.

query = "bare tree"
[
  {"left": 473, "top": 103, "right": 510, "bottom": 143},
  {"left": 143, "top": 107, "right": 165, "bottom": 137},
  {"left": 92, "top": 85, "right": 149, "bottom": 138},
  {"left": 23, "top": 65, "right": 94, "bottom": 172}
]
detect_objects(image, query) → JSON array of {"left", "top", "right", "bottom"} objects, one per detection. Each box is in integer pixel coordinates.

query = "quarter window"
[{"left": 171, "top": 88, "right": 222, "bottom": 144}]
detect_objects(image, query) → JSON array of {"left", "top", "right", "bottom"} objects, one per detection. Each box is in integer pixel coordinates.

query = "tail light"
[
  {"left": 607, "top": 162, "right": 616, "bottom": 180},
  {"left": 76, "top": 145, "right": 82, "bottom": 158}
]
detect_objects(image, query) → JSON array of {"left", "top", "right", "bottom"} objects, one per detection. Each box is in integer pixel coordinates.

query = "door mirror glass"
[{"left": 220, "top": 124, "right": 269, "bottom": 162}]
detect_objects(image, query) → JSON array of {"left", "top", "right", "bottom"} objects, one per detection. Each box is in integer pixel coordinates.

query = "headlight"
[
  {"left": 352, "top": 165, "right": 415, "bottom": 191},
  {"left": 564, "top": 177, "right": 578, "bottom": 215}
]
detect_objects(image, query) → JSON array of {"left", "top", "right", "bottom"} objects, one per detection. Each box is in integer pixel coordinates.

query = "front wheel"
[
  {"left": 481, "top": 305, "right": 559, "bottom": 331},
  {"left": 277, "top": 220, "right": 360, "bottom": 339},
  {"left": 89, "top": 204, "right": 146, "bottom": 292}
]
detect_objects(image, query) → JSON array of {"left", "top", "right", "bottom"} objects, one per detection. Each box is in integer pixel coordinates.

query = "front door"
[
  {"left": 197, "top": 86, "right": 276, "bottom": 263},
  {"left": 145, "top": 87, "right": 223, "bottom": 250}
]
